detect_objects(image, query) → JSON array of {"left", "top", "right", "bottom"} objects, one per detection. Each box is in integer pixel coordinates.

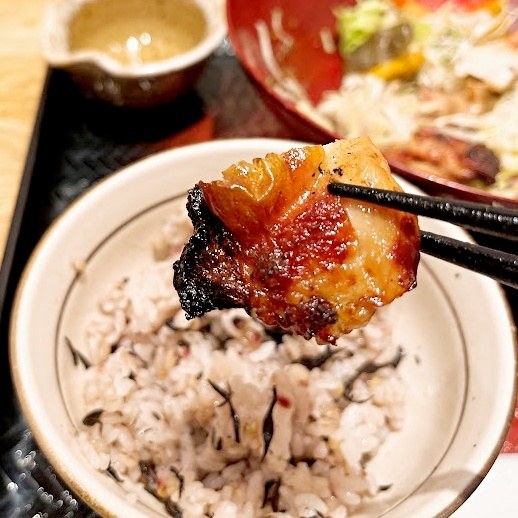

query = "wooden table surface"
[{"left": 0, "top": 0, "right": 46, "bottom": 266}]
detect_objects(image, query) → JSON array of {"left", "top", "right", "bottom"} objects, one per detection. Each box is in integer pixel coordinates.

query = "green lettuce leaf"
[{"left": 335, "top": 0, "right": 394, "bottom": 56}]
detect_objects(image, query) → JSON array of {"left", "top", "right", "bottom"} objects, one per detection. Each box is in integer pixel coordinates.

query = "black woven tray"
[{"left": 0, "top": 44, "right": 516, "bottom": 517}]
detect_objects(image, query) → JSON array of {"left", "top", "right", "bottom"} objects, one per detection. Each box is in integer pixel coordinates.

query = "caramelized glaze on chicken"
[
  {"left": 382, "top": 128, "right": 500, "bottom": 184},
  {"left": 173, "top": 137, "right": 420, "bottom": 344}
]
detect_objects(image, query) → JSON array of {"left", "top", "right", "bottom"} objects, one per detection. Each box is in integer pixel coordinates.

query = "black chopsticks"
[
  {"left": 328, "top": 183, "right": 518, "bottom": 240},
  {"left": 328, "top": 183, "right": 518, "bottom": 289},
  {"left": 419, "top": 231, "right": 518, "bottom": 289}
]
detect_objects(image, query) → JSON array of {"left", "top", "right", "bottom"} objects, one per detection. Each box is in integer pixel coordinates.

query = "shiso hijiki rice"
[{"left": 73, "top": 199, "right": 406, "bottom": 518}]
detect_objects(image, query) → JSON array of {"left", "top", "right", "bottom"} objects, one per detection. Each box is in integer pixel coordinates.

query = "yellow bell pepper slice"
[{"left": 368, "top": 51, "right": 425, "bottom": 80}]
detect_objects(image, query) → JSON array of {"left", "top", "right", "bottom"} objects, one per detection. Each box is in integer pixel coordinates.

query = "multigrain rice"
[{"left": 74, "top": 201, "right": 406, "bottom": 518}]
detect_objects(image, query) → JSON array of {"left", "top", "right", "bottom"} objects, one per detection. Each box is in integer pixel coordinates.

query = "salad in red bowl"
[{"left": 227, "top": 0, "right": 518, "bottom": 205}]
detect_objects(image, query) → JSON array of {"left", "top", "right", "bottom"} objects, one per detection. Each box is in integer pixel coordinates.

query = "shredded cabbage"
[{"left": 317, "top": 74, "right": 420, "bottom": 145}]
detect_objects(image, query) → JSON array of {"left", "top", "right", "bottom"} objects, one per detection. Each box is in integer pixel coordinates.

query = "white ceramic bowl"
[
  {"left": 42, "top": 0, "right": 227, "bottom": 107},
  {"left": 10, "top": 138, "right": 517, "bottom": 517}
]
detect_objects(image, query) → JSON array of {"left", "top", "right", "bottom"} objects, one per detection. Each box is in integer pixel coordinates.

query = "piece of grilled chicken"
[{"left": 173, "top": 137, "right": 420, "bottom": 344}]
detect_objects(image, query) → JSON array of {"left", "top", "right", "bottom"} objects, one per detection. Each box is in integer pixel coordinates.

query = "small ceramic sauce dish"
[{"left": 42, "top": 0, "right": 227, "bottom": 107}]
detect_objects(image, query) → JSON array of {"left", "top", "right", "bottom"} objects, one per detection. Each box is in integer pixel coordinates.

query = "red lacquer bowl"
[{"left": 226, "top": 0, "right": 518, "bottom": 207}]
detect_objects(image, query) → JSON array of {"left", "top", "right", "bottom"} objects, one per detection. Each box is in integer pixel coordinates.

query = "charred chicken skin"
[{"left": 173, "top": 137, "right": 421, "bottom": 344}]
